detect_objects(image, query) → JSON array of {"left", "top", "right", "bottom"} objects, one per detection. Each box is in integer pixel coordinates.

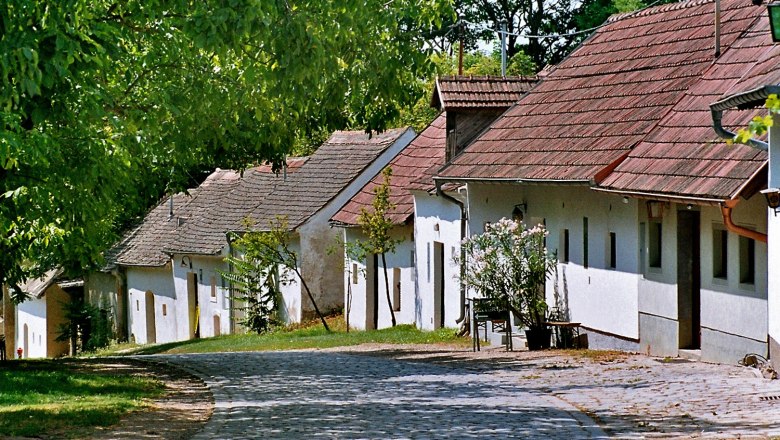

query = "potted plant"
[{"left": 458, "top": 218, "right": 556, "bottom": 350}]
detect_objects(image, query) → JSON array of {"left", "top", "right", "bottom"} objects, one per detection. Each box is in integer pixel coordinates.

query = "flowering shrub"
[{"left": 457, "top": 218, "right": 556, "bottom": 329}]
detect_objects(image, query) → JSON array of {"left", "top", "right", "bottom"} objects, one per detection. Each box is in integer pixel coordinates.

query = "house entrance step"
[{"left": 679, "top": 349, "right": 701, "bottom": 361}]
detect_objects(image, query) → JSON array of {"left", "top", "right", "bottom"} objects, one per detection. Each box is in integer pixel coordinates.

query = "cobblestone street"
[{"left": 151, "top": 346, "right": 780, "bottom": 439}]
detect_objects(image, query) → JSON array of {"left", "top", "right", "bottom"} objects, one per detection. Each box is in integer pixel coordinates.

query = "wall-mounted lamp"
[
  {"left": 686, "top": 204, "right": 693, "bottom": 210},
  {"left": 622, "top": 196, "right": 629, "bottom": 204},
  {"left": 768, "top": 3, "right": 780, "bottom": 42},
  {"left": 512, "top": 202, "right": 527, "bottom": 222},
  {"left": 761, "top": 188, "right": 780, "bottom": 216},
  {"left": 433, "top": 223, "right": 440, "bottom": 232},
  {"left": 180, "top": 256, "right": 192, "bottom": 268},
  {"left": 646, "top": 200, "right": 665, "bottom": 220}
]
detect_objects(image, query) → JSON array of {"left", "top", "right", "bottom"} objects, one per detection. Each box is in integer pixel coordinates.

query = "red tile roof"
[
  {"left": 331, "top": 114, "right": 447, "bottom": 226},
  {"left": 600, "top": 6, "right": 769, "bottom": 200},
  {"left": 431, "top": 76, "right": 537, "bottom": 110},
  {"left": 437, "top": 0, "right": 764, "bottom": 185}
]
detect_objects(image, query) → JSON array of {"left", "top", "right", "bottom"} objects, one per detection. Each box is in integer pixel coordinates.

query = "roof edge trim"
[{"left": 592, "top": 187, "right": 724, "bottom": 206}]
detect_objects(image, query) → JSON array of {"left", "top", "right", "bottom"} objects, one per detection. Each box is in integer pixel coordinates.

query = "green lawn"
[
  {"left": 0, "top": 360, "right": 164, "bottom": 438},
  {"left": 96, "top": 316, "right": 469, "bottom": 356}
]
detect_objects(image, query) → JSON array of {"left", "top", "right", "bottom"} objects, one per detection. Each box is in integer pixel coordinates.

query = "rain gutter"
[
  {"left": 709, "top": 85, "right": 780, "bottom": 152},
  {"left": 434, "top": 178, "right": 468, "bottom": 326},
  {"left": 591, "top": 187, "right": 725, "bottom": 206}
]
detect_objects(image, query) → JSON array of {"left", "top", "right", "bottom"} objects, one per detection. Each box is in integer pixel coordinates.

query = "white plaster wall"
[
  {"left": 769, "top": 120, "right": 780, "bottom": 354},
  {"left": 298, "top": 222, "right": 344, "bottom": 319},
  {"left": 699, "top": 198, "right": 768, "bottom": 343},
  {"left": 16, "top": 297, "right": 47, "bottom": 358},
  {"left": 638, "top": 207, "right": 678, "bottom": 321},
  {"left": 277, "top": 238, "right": 303, "bottom": 323},
  {"left": 171, "top": 252, "right": 231, "bottom": 339},
  {"left": 412, "top": 191, "right": 463, "bottom": 330},
  {"left": 127, "top": 265, "right": 176, "bottom": 344},
  {"left": 343, "top": 225, "right": 416, "bottom": 330},
  {"left": 466, "top": 184, "right": 641, "bottom": 339}
]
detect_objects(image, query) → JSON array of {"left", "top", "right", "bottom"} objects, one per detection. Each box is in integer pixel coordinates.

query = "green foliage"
[
  {"left": 732, "top": 94, "right": 780, "bottom": 145},
  {"left": 0, "top": 360, "right": 163, "bottom": 438},
  {"left": 56, "top": 296, "right": 113, "bottom": 353},
  {"left": 220, "top": 255, "right": 279, "bottom": 334},
  {"left": 0, "top": 0, "right": 449, "bottom": 303},
  {"left": 457, "top": 218, "right": 556, "bottom": 329}
]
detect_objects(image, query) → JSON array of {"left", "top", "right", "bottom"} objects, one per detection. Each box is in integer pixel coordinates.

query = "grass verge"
[
  {"left": 0, "top": 359, "right": 164, "bottom": 438},
  {"left": 95, "top": 314, "right": 469, "bottom": 356}
]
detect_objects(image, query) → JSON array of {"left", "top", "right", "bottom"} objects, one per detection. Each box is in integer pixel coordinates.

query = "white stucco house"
[
  {"left": 243, "top": 129, "right": 416, "bottom": 324},
  {"left": 8, "top": 269, "right": 75, "bottom": 358},
  {"left": 432, "top": 0, "right": 771, "bottom": 364},
  {"left": 709, "top": 34, "right": 780, "bottom": 369}
]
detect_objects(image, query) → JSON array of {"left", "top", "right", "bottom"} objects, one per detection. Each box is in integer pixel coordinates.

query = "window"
[
  {"left": 426, "top": 242, "right": 431, "bottom": 283},
  {"left": 559, "top": 229, "right": 569, "bottom": 263},
  {"left": 136, "top": 300, "right": 140, "bottom": 312},
  {"left": 649, "top": 221, "right": 662, "bottom": 268},
  {"left": 639, "top": 222, "right": 646, "bottom": 274},
  {"left": 210, "top": 276, "right": 217, "bottom": 300},
  {"left": 739, "top": 236, "right": 755, "bottom": 284},
  {"left": 608, "top": 232, "right": 617, "bottom": 269},
  {"left": 162, "top": 304, "right": 168, "bottom": 316},
  {"left": 352, "top": 263, "right": 359, "bottom": 284},
  {"left": 713, "top": 228, "right": 728, "bottom": 279},
  {"left": 583, "top": 217, "right": 589, "bottom": 269}
]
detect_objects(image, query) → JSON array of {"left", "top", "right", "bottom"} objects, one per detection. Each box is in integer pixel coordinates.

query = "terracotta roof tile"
[
  {"left": 601, "top": 7, "right": 769, "bottom": 200},
  {"left": 249, "top": 128, "right": 413, "bottom": 231},
  {"left": 431, "top": 76, "right": 537, "bottom": 110},
  {"left": 437, "top": 0, "right": 763, "bottom": 184},
  {"left": 332, "top": 114, "right": 447, "bottom": 226}
]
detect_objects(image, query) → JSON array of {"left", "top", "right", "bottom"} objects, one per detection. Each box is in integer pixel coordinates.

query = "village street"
[{"left": 149, "top": 347, "right": 780, "bottom": 439}]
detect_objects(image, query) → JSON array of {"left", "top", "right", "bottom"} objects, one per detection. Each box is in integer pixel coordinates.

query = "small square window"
[
  {"left": 608, "top": 232, "right": 617, "bottom": 269},
  {"left": 559, "top": 229, "right": 570, "bottom": 263},
  {"left": 352, "top": 263, "right": 359, "bottom": 284},
  {"left": 162, "top": 304, "right": 167, "bottom": 316},
  {"left": 583, "top": 217, "right": 589, "bottom": 269},
  {"left": 739, "top": 236, "right": 755, "bottom": 285},
  {"left": 649, "top": 221, "right": 662, "bottom": 268}
]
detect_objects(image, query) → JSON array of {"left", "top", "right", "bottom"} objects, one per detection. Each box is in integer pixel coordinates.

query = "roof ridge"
[
  {"left": 438, "top": 75, "right": 538, "bottom": 82},
  {"left": 608, "top": 0, "right": 714, "bottom": 23}
]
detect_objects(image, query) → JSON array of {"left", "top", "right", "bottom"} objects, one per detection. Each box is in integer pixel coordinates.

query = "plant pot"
[{"left": 525, "top": 328, "right": 552, "bottom": 351}]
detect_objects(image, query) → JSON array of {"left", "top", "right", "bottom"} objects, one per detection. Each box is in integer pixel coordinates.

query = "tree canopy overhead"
[{"left": 0, "top": 0, "right": 448, "bottom": 301}]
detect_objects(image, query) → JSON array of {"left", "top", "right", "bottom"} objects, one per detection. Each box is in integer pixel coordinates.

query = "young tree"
[
  {"left": 220, "top": 252, "right": 279, "bottom": 335},
  {"left": 356, "top": 168, "right": 402, "bottom": 327},
  {"left": 231, "top": 217, "right": 330, "bottom": 332}
]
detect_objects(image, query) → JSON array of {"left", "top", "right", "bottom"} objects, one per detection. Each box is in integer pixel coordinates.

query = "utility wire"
[{"left": 454, "top": 0, "right": 666, "bottom": 41}]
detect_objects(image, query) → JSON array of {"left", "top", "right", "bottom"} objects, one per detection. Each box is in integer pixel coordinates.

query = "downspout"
[
  {"left": 434, "top": 179, "right": 468, "bottom": 325},
  {"left": 711, "top": 107, "right": 769, "bottom": 151},
  {"left": 721, "top": 198, "right": 767, "bottom": 243}
]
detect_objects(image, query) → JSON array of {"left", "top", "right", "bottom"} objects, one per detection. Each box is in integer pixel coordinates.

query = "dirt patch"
[{"left": 83, "top": 358, "right": 213, "bottom": 440}]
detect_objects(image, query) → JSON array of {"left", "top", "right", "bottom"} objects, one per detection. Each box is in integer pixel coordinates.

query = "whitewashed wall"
[
  {"left": 412, "top": 190, "right": 463, "bottom": 330},
  {"left": 16, "top": 296, "right": 47, "bottom": 358},
  {"left": 467, "top": 184, "right": 641, "bottom": 340},
  {"left": 342, "top": 225, "right": 416, "bottom": 330},
  {"left": 171, "top": 253, "right": 231, "bottom": 339},
  {"left": 127, "top": 265, "right": 176, "bottom": 344},
  {"left": 769, "top": 120, "right": 780, "bottom": 368}
]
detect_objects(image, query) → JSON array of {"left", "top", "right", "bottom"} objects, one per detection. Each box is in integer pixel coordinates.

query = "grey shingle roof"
[
  {"left": 106, "top": 169, "right": 240, "bottom": 267},
  {"left": 165, "top": 159, "right": 308, "bottom": 255},
  {"left": 248, "top": 128, "right": 413, "bottom": 232}
]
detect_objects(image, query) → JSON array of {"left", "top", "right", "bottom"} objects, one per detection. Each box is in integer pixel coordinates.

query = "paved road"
[{"left": 155, "top": 351, "right": 606, "bottom": 439}]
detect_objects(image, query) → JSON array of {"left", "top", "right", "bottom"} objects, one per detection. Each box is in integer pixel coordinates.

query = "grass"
[
  {"left": 0, "top": 360, "right": 164, "bottom": 438},
  {"left": 95, "top": 314, "right": 469, "bottom": 356}
]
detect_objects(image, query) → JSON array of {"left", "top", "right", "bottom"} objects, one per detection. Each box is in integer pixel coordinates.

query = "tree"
[
  {"left": 220, "top": 252, "right": 280, "bottom": 334},
  {"left": 457, "top": 218, "right": 556, "bottom": 330},
  {"left": 355, "top": 168, "right": 402, "bottom": 327},
  {"left": 1, "top": 0, "right": 448, "bottom": 303},
  {"left": 230, "top": 217, "right": 330, "bottom": 332}
]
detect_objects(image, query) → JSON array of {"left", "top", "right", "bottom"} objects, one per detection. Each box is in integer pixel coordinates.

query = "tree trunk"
[
  {"left": 381, "top": 253, "right": 396, "bottom": 327},
  {"left": 345, "top": 267, "right": 352, "bottom": 333},
  {"left": 295, "top": 269, "right": 331, "bottom": 332}
]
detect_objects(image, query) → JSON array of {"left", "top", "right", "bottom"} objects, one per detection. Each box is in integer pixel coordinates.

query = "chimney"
[
  {"left": 714, "top": 0, "right": 721, "bottom": 58},
  {"left": 168, "top": 195, "right": 174, "bottom": 220}
]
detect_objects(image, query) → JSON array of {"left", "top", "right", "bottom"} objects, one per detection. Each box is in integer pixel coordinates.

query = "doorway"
[
  {"left": 433, "top": 242, "right": 445, "bottom": 329},
  {"left": 187, "top": 272, "right": 199, "bottom": 338},
  {"left": 213, "top": 315, "right": 221, "bottom": 336},
  {"left": 677, "top": 210, "right": 701, "bottom": 349},
  {"left": 144, "top": 291, "right": 156, "bottom": 344},
  {"left": 23, "top": 323, "right": 28, "bottom": 358},
  {"left": 366, "top": 254, "right": 379, "bottom": 330}
]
